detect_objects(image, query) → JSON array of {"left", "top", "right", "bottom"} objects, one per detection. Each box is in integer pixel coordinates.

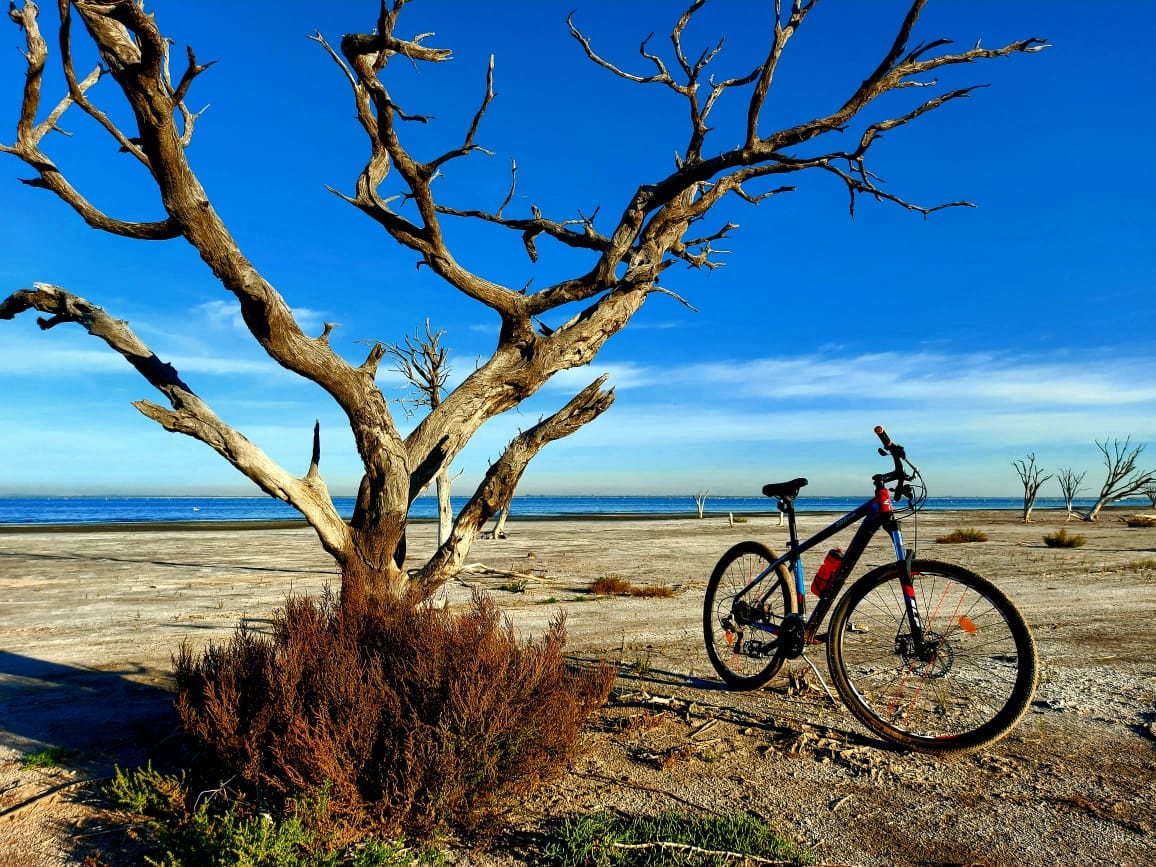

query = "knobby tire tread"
[{"left": 826, "top": 559, "right": 1037, "bottom": 755}]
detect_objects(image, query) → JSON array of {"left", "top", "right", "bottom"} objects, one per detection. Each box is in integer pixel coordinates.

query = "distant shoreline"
[
  {"left": 4, "top": 494, "right": 1147, "bottom": 531},
  {"left": 3, "top": 506, "right": 1147, "bottom": 535}
]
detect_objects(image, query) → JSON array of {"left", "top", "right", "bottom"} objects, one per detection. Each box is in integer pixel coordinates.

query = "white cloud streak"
[{"left": 588, "top": 351, "right": 1156, "bottom": 408}]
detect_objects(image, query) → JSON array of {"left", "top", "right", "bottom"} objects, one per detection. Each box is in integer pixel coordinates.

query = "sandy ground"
[{"left": 1, "top": 509, "right": 1154, "bottom": 865}]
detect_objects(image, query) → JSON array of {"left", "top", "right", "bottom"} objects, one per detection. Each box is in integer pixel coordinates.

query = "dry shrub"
[
  {"left": 935, "top": 528, "right": 988, "bottom": 544},
  {"left": 1043, "top": 528, "right": 1086, "bottom": 548},
  {"left": 632, "top": 585, "right": 675, "bottom": 599},
  {"left": 589, "top": 576, "right": 633, "bottom": 595},
  {"left": 1124, "top": 514, "right": 1156, "bottom": 528},
  {"left": 174, "top": 589, "right": 614, "bottom": 841},
  {"left": 589, "top": 576, "right": 674, "bottom": 598}
]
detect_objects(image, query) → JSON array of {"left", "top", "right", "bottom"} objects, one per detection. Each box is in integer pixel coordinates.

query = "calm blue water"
[{"left": 0, "top": 495, "right": 1139, "bottom": 526}]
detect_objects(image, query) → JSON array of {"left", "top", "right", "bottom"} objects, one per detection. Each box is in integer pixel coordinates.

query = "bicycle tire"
[
  {"left": 827, "top": 559, "right": 1037, "bottom": 754},
  {"left": 703, "top": 541, "right": 795, "bottom": 690}
]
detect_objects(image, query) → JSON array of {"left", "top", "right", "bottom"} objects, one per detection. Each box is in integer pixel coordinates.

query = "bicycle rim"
[
  {"left": 703, "top": 541, "right": 794, "bottom": 690},
  {"left": 828, "top": 559, "right": 1036, "bottom": 754}
]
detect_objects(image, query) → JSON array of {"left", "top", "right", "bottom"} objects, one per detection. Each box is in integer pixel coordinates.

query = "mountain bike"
[{"left": 703, "top": 426, "right": 1037, "bottom": 754}]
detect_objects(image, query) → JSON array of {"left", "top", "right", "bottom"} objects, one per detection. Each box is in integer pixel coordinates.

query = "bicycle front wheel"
[
  {"left": 703, "top": 541, "right": 795, "bottom": 690},
  {"left": 827, "top": 559, "right": 1036, "bottom": 754}
]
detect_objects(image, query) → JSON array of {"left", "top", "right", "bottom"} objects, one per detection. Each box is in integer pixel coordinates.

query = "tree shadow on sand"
[{"left": 0, "top": 651, "right": 179, "bottom": 781}]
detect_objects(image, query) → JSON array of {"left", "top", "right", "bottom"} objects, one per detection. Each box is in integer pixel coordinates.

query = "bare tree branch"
[
  {"left": 746, "top": 0, "right": 817, "bottom": 145},
  {"left": 385, "top": 319, "right": 451, "bottom": 415},
  {"left": 1012, "top": 453, "right": 1052, "bottom": 522},
  {"left": 57, "top": 0, "right": 150, "bottom": 165},
  {"left": 0, "top": 284, "right": 351, "bottom": 556},
  {"left": 1085, "top": 437, "right": 1156, "bottom": 521},
  {"left": 0, "top": 1, "right": 180, "bottom": 238},
  {"left": 1057, "top": 467, "right": 1086, "bottom": 522},
  {"left": 416, "top": 375, "right": 616, "bottom": 586}
]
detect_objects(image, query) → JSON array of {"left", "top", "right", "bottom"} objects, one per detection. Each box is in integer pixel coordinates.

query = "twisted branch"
[{"left": 0, "top": 284, "right": 350, "bottom": 556}]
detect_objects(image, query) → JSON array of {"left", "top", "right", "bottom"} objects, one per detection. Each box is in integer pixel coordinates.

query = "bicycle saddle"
[{"left": 762, "top": 478, "right": 808, "bottom": 500}]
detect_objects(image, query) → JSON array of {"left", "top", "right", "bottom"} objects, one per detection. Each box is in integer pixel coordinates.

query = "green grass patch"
[
  {"left": 589, "top": 576, "right": 674, "bottom": 598},
  {"left": 497, "top": 579, "right": 528, "bottom": 593},
  {"left": 1043, "top": 528, "right": 1086, "bottom": 548},
  {"left": 108, "top": 764, "right": 446, "bottom": 866},
  {"left": 21, "top": 747, "right": 73, "bottom": 770},
  {"left": 540, "top": 810, "right": 813, "bottom": 866},
  {"left": 630, "top": 653, "right": 652, "bottom": 678},
  {"left": 935, "top": 528, "right": 988, "bottom": 544}
]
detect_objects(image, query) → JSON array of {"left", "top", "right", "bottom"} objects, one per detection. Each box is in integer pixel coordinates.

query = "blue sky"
[{"left": 1, "top": 0, "right": 1153, "bottom": 499}]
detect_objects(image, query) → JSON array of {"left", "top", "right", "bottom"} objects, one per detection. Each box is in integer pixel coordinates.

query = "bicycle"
[{"left": 703, "top": 426, "right": 1037, "bottom": 754}]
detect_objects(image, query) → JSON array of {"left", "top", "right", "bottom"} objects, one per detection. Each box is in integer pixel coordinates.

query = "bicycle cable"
[{"left": 894, "top": 457, "right": 927, "bottom": 558}]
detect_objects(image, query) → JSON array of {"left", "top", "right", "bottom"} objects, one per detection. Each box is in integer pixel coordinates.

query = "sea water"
[{"left": 0, "top": 495, "right": 1137, "bottom": 526}]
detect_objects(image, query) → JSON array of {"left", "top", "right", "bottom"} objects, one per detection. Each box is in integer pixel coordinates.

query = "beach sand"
[{"left": 1, "top": 510, "right": 1154, "bottom": 865}]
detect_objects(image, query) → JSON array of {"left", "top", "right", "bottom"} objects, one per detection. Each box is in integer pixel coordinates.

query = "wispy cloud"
[
  {"left": 591, "top": 351, "right": 1156, "bottom": 408},
  {"left": 0, "top": 331, "right": 132, "bottom": 375},
  {"left": 192, "top": 300, "right": 327, "bottom": 335}
]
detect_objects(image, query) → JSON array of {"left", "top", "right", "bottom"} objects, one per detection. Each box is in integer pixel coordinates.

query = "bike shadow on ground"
[
  {"left": 0, "top": 651, "right": 179, "bottom": 783},
  {"left": 607, "top": 658, "right": 900, "bottom": 753}
]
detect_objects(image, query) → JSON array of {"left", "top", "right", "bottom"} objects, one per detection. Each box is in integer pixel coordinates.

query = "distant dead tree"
[
  {"left": 384, "top": 320, "right": 458, "bottom": 548},
  {"left": 693, "top": 490, "right": 709, "bottom": 519},
  {"left": 1056, "top": 467, "right": 1086, "bottom": 523},
  {"left": 0, "top": 0, "right": 1045, "bottom": 608},
  {"left": 1084, "top": 437, "right": 1156, "bottom": 522},
  {"left": 1012, "top": 453, "right": 1052, "bottom": 523},
  {"left": 1142, "top": 481, "right": 1156, "bottom": 511}
]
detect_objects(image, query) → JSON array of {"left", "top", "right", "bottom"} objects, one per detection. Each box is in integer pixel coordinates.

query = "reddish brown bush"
[
  {"left": 589, "top": 576, "right": 674, "bottom": 598},
  {"left": 174, "top": 590, "right": 614, "bottom": 839}
]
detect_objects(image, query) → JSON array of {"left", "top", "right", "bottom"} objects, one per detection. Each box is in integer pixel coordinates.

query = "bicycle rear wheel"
[
  {"left": 827, "top": 559, "right": 1036, "bottom": 754},
  {"left": 703, "top": 541, "right": 795, "bottom": 690}
]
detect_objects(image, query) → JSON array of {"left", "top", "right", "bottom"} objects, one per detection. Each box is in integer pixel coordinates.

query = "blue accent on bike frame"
[
  {"left": 889, "top": 525, "right": 906, "bottom": 562},
  {"left": 739, "top": 494, "right": 885, "bottom": 618}
]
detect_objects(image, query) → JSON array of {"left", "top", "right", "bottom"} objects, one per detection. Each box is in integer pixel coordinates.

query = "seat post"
[{"left": 777, "top": 496, "right": 800, "bottom": 548}]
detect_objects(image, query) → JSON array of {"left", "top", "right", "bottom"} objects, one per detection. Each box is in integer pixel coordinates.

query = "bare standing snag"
[{"left": 0, "top": 1, "right": 1045, "bottom": 607}]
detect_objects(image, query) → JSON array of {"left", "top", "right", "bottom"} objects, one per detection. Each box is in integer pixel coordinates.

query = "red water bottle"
[{"left": 811, "top": 548, "right": 844, "bottom": 597}]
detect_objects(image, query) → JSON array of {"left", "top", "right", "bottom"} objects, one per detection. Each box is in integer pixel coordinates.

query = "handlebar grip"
[{"left": 874, "top": 425, "right": 893, "bottom": 449}]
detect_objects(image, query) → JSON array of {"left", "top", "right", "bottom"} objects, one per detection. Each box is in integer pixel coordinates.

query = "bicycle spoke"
[
  {"left": 703, "top": 541, "right": 793, "bottom": 689},
  {"left": 828, "top": 560, "right": 1036, "bottom": 753}
]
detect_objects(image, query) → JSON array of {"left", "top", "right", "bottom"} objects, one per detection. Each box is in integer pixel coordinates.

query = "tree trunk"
[
  {"left": 493, "top": 507, "right": 510, "bottom": 538},
  {"left": 436, "top": 469, "right": 452, "bottom": 547},
  {"left": 335, "top": 516, "right": 412, "bottom": 611}
]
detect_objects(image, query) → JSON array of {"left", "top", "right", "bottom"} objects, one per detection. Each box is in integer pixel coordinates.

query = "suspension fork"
[{"left": 887, "top": 515, "right": 927, "bottom": 643}]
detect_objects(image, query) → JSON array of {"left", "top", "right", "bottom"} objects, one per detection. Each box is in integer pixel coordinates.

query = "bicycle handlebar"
[{"left": 873, "top": 424, "right": 912, "bottom": 485}]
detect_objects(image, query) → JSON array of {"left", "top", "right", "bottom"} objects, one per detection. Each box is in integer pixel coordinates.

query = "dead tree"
[
  {"left": 385, "top": 320, "right": 456, "bottom": 547},
  {"left": 1012, "top": 453, "right": 1052, "bottom": 523},
  {"left": 1084, "top": 438, "right": 1156, "bottom": 522},
  {"left": 1142, "top": 482, "right": 1156, "bottom": 511},
  {"left": 0, "top": 0, "right": 1045, "bottom": 607},
  {"left": 1056, "top": 467, "right": 1086, "bottom": 523},
  {"left": 693, "top": 490, "right": 709, "bottom": 519}
]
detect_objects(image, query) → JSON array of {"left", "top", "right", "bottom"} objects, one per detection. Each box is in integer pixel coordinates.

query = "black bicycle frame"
[{"left": 745, "top": 485, "right": 925, "bottom": 647}]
